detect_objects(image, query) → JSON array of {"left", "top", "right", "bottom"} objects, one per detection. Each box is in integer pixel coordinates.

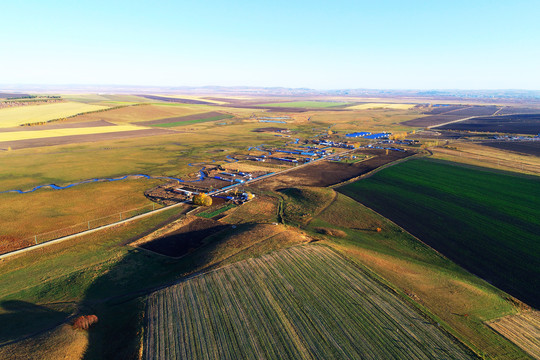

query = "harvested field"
[
  {"left": 0, "top": 120, "right": 114, "bottom": 132},
  {"left": 346, "top": 103, "right": 415, "bottom": 110},
  {"left": 144, "top": 245, "right": 475, "bottom": 360},
  {"left": 0, "top": 102, "right": 109, "bottom": 127},
  {"left": 488, "top": 311, "right": 540, "bottom": 359},
  {"left": 438, "top": 114, "right": 540, "bottom": 134},
  {"left": 0, "top": 128, "right": 175, "bottom": 150},
  {"left": 136, "top": 216, "right": 228, "bottom": 257},
  {"left": 0, "top": 124, "right": 144, "bottom": 142},
  {"left": 481, "top": 141, "right": 540, "bottom": 157},
  {"left": 402, "top": 115, "right": 464, "bottom": 127},
  {"left": 251, "top": 149, "right": 414, "bottom": 190},
  {"left": 137, "top": 111, "right": 227, "bottom": 126},
  {"left": 338, "top": 158, "right": 540, "bottom": 308}
]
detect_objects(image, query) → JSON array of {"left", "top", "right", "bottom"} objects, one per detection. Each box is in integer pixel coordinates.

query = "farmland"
[
  {"left": 144, "top": 245, "right": 474, "bottom": 360},
  {"left": 488, "top": 311, "right": 540, "bottom": 359},
  {"left": 258, "top": 100, "right": 351, "bottom": 108},
  {"left": 0, "top": 102, "right": 109, "bottom": 127},
  {"left": 338, "top": 158, "right": 540, "bottom": 308},
  {"left": 346, "top": 102, "right": 416, "bottom": 110},
  {"left": 0, "top": 124, "right": 145, "bottom": 142},
  {"left": 481, "top": 141, "right": 540, "bottom": 157},
  {"left": 437, "top": 113, "right": 540, "bottom": 134}
]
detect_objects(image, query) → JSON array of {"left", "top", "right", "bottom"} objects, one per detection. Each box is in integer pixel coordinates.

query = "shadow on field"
[
  {"left": 80, "top": 222, "right": 249, "bottom": 359},
  {"left": 0, "top": 300, "right": 72, "bottom": 345}
]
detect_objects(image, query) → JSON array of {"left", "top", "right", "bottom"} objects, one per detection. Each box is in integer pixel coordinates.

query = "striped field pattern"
[{"left": 144, "top": 245, "right": 474, "bottom": 359}]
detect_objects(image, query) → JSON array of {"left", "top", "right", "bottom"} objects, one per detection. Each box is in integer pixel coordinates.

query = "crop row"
[{"left": 144, "top": 245, "right": 474, "bottom": 359}]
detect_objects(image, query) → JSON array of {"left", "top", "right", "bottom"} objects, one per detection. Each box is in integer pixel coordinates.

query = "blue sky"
[{"left": 1, "top": 0, "right": 539, "bottom": 89}]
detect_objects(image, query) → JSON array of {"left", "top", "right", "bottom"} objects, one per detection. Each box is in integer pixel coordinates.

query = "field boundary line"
[
  {"left": 0, "top": 202, "right": 186, "bottom": 261},
  {"left": 329, "top": 152, "right": 426, "bottom": 189}
]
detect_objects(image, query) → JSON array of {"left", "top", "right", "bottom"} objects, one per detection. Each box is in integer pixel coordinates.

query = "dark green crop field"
[{"left": 338, "top": 158, "right": 540, "bottom": 308}]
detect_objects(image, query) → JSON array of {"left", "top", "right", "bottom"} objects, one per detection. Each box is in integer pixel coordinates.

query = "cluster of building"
[{"left": 345, "top": 131, "right": 391, "bottom": 139}]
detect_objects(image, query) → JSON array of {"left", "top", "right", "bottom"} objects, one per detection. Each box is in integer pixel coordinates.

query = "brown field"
[
  {"left": 402, "top": 115, "right": 465, "bottom": 127},
  {"left": 220, "top": 195, "right": 279, "bottom": 224},
  {"left": 251, "top": 149, "right": 414, "bottom": 190},
  {"left": 0, "top": 128, "right": 176, "bottom": 150},
  {"left": 488, "top": 311, "right": 540, "bottom": 359}
]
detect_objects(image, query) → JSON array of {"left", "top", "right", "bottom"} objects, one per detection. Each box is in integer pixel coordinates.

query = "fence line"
[{"left": 23, "top": 202, "right": 163, "bottom": 246}]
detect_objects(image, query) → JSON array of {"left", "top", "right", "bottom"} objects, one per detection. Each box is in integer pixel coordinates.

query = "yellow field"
[
  {"left": 346, "top": 103, "right": 416, "bottom": 110},
  {"left": 69, "top": 103, "right": 212, "bottom": 124},
  {"left": 0, "top": 102, "right": 109, "bottom": 127},
  {"left": 0, "top": 124, "right": 146, "bottom": 142}
]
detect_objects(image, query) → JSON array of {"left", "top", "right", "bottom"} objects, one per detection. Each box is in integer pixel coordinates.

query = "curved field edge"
[
  {"left": 298, "top": 189, "right": 530, "bottom": 359},
  {"left": 143, "top": 245, "right": 476, "bottom": 360},
  {"left": 337, "top": 157, "right": 540, "bottom": 309}
]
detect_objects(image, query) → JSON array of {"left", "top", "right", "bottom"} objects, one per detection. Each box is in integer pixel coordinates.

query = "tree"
[{"left": 193, "top": 193, "right": 212, "bottom": 206}]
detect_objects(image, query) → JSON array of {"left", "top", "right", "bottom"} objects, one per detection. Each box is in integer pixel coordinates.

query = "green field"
[
  {"left": 259, "top": 101, "right": 351, "bottom": 108},
  {"left": 150, "top": 114, "right": 234, "bottom": 127},
  {"left": 144, "top": 245, "right": 474, "bottom": 360},
  {"left": 338, "top": 158, "right": 540, "bottom": 309},
  {"left": 0, "top": 102, "right": 110, "bottom": 127},
  {"left": 197, "top": 203, "right": 237, "bottom": 218}
]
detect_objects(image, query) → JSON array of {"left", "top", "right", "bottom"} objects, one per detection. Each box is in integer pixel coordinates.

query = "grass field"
[
  {"left": 0, "top": 124, "right": 145, "bottom": 142},
  {"left": 197, "top": 203, "right": 237, "bottom": 218},
  {"left": 259, "top": 101, "right": 351, "bottom": 108},
  {"left": 338, "top": 158, "right": 540, "bottom": 309},
  {"left": 0, "top": 102, "right": 110, "bottom": 127},
  {"left": 0, "top": 179, "right": 163, "bottom": 245},
  {"left": 144, "top": 245, "right": 474, "bottom": 360},
  {"left": 150, "top": 114, "right": 233, "bottom": 127}
]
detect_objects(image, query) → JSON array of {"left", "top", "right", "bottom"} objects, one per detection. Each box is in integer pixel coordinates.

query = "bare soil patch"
[
  {"left": 251, "top": 149, "right": 414, "bottom": 190},
  {"left": 402, "top": 115, "right": 464, "bottom": 127},
  {"left": 438, "top": 114, "right": 540, "bottom": 134}
]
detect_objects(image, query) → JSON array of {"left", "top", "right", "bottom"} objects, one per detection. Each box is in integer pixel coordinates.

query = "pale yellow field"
[
  {"left": 0, "top": 102, "right": 110, "bottom": 127},
  {"left": 346, "top": 103, "right": 415, "bottom": 110},
  {"left": 0, "top": 124, "right": 145, "bottom": 142}
]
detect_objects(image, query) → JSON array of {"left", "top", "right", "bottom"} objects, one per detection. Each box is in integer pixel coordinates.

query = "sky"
[{"left": 1, "top": 0, "right": 539, "bottom": 89}]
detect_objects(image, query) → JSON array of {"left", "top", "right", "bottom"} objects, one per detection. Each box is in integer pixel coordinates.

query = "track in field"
[{"left": 144, "top": 245, "right": 474, "bottom": 360}]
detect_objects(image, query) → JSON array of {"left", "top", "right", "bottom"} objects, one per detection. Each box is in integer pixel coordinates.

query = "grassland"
[
  {"left": 0, "top": 102, "right": 110, "bottom": 127},
  {"left": 150, "top": 114, "right": 233, "bottom": 127},
  {"left": 259, "top": 100, "right": 351, "bottom": 108},
  {"left": 0, "top": 124, "right": 144, "bottom": 142},
  {"left": 197, "top": 203, "right": 237, "bottom": 218},
  {"left": 0, "top": 179, "right": 163, "bottom": 245},
  {"left": 144, "top": 245, "right": 474, "bottom": 360},
  {"left": 338, "top": 158, "right": 540, "bottom": 309}
]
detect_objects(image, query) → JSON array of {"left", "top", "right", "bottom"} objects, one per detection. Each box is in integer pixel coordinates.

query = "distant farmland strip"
[
  {"left": 0, "top": 102, "right": 109, "bottom": 127},
  {"left": 437, "top": 113, "right": 540, "bottom": 134},
  {"left": 259, "top": 101, "right": 351, "bottom": 108},
  {"left": 137, "top": 94, "right": 215, "bottom": 104},
  {"left": 138, "top": 112, "right": 233, "bottom": 127},
  {"left": 144, "top": 245, "right": 474, "bottom": 359},
  {"left": 338, "top": 158, "right": 540, "bottom": 308}
]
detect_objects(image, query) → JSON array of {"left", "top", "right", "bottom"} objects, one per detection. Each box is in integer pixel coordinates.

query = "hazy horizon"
[{"left": 1, "top": 0, "right": 539, "bottom": 90}]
